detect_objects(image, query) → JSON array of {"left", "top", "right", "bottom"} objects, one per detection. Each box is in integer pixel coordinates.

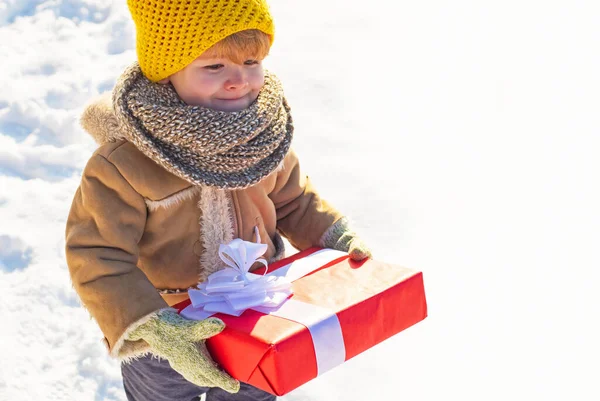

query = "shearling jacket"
[{"left": 65, "top": 96, "right": 346, "bottom": 359}]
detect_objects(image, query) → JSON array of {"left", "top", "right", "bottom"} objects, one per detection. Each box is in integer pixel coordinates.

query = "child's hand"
[
  {"left": 333, "top": 231, "right": 373, "bottom": 261},
  {"left": 320, "top": 217, "right": 373, "bottom": 261},
  {"left": 346, "top": 235, "right": 372, "bottom": 261},
  {"left": 128, "top": 310, "right": 240, "bottom": 393}
]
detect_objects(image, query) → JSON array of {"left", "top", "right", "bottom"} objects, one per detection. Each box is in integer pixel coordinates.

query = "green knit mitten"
[
  {"left": 128, "top": 309, "right": 240, "bottom": 393},
  {"left": 332, "top": 231, "right": 373, "bottom": 261},
  {"left": 320, "top": 217, "right": 373, "bottom": 261}
]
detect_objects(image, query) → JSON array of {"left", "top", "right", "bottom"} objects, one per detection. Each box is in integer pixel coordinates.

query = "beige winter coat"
[{"left": 65, "top": 97, "right": 345, "bottom": 359}]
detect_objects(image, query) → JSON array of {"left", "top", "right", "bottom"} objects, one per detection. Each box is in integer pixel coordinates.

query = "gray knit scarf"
[{"left": 112, "top": 62, "right": 293, "bottom": 189}]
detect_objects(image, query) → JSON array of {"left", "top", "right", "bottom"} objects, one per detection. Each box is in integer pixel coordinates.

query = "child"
[{"left": 65, "top": 1, "right": 371, "bottom": 400}]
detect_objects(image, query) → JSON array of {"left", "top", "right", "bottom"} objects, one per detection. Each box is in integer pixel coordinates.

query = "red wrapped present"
[{"left": 174, "top": 247, "right": 427, "bottom": 396}]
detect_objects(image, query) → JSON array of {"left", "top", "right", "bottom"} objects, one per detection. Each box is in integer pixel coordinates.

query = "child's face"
[{"left": 166, "top": 52, "right": 265, "bottom": 112}]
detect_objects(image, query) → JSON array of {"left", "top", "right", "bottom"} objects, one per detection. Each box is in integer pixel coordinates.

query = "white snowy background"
[{"left": 1, "top": 0, "right": 599, "bottom": 400}]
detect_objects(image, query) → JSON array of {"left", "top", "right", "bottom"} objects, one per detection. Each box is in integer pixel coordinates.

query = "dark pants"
[{"left": 122, "top": 354, "right": 277, "bottom": 401}]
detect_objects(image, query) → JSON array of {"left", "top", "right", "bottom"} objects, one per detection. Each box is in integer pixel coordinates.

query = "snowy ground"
[{"left": 2, "top": 1, "right": 599, "bottom": 400}]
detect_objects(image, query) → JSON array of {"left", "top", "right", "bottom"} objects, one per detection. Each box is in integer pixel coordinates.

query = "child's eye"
[
  {"left": 244, "top": 60, "right": 259, "bottom": 66},
  {"left": 204, "top": 64, "right": 224, "bottom": 70}
]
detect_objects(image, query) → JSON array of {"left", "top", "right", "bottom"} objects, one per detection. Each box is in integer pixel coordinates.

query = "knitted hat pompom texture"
[{"left": 127, "top": 0, "right": 275, "bottom": 82}]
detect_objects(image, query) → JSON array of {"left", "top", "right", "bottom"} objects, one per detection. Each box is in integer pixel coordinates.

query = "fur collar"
[{"left": 80, "top": 92, "right": 123, "bottom": 145}]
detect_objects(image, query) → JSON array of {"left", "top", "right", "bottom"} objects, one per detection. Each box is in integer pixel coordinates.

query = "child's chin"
[
  {"left": 216, "top": 104, "right": 249, "bottom": 112},
  {"left": 211, "top": 95, "right": 255, "bottom": 112}
]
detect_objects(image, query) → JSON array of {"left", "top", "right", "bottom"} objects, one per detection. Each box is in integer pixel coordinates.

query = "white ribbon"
[
  {"left": 182, "top": 246, "right": 349, "bottom": 376},
  {"left": 254, "top": 299, "right": 347, "bottom": 375},
  {"left": 188, "top": 230, "right": 292, "bottom": 316}
]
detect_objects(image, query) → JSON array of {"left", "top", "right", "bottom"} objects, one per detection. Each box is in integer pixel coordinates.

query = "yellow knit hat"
[{"left": 127, "top": 0, "right": 275, "bottom": 82}]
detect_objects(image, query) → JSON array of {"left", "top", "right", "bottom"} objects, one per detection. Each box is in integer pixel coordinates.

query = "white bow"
[{"left": 188, "top": 233, "right": 293, "bottom": 316}]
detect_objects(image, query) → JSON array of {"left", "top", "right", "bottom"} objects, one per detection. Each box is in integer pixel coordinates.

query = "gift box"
[{"left": 174, "top": 247, "right": 427, "bottom": 396}]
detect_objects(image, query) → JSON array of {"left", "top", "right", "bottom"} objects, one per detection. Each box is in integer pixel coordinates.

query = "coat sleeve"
[
  {"left": 269, "top": 149, "right": 346, "bottom": 251},
  {"left": 65, "top": 153, "right": 168, "bottom": 358}
]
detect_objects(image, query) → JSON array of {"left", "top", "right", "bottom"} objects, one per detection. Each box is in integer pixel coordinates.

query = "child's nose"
[{"left": 225, "top": 69, "right": 248, "bottom": 91}]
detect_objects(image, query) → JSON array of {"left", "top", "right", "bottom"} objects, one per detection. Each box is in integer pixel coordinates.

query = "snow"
[{"left": 2, "top": 1, "right": 599, "bottom": 400}]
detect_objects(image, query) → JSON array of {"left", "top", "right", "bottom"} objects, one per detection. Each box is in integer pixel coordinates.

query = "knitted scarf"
[{"left": 112, "top": 62, "right": 293, "bottom": 189}]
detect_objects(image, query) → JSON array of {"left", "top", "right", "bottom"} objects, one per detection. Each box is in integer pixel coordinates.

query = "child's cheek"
[
  {"left": 249, "top": 70, "right": 265, "bottom": 90},
  {"left": 195, "top": 75, "right": 221, "bottom": 96}
]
